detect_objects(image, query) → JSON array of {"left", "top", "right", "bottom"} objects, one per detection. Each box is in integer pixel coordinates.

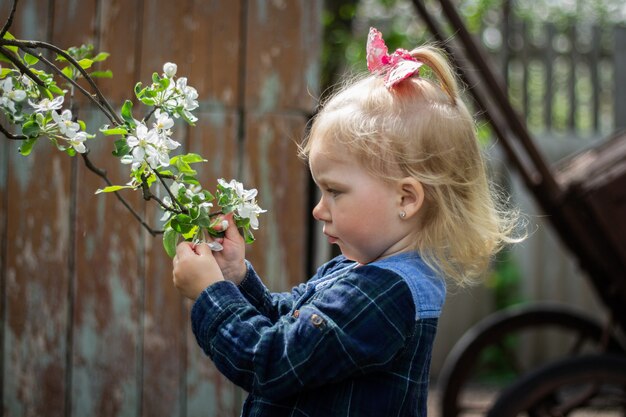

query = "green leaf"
[
  {"left": 181, "top": 153, "right": 207, "bottom": 164},
  {"left": 21, "top": 120, "right": 40, "bottom": 138},
  {"left": 163, "top": 228, "right": 179, "bottom": 258},
  {"left": 243, "top": 227, "right": 255, "bottom": 244},
  {"left": 48, "top": 84, "right": 65, "bottom": 95},
  {"left": 2, "top": 32, "right": 18, "bottom": 54},
  {"left": 170, "top": 156, "right": 197, "bottom": 176},
  {"left": 112, "top": 138, "right": 131, "bottom": 157},
  {"left": 152, "top": 72, "right": 161, "bottom": 84},
  {"left": 95, "top": 185, "right": 135, "bottom": 194},
  {"left": 100, "top": 126, "right": 128, "bottom": 136},
  {"left": 18, "top": 138, "right": 37, "bottom": 156},
  {"left": 182, "top": 226, "right": 198, "bottom": 240},
  {"left": 77, "top": 58, "right": 93, "bottom": 69},
  {"left": 92, "top": 52, "right": 110, "bottom": 62},
  {"left": 156, "top": 169, "right": 175, "bottom": 177},
  {"left": 120, "top": 100, "right": 134, "bottom": 124},
  {"left": 134, "top": 82, "right": 143, "bottom": 95},
  {"left": 61, "top": 66, "right": 74, "bottom": 79},
  {"left": 24, "top": 53, "right": 39, "bottom": 65},
  {"left": 0, "top": 67, "right": 12, "bottom": 77},
  {"left": 171, "top": 214, "right": 194, "bottom": 234},
  {"left": 181, "top": 174, "right": 200, "bottom": 186},
  {"left": 90, "top": 70, "right": 113, "bottom": 78}
]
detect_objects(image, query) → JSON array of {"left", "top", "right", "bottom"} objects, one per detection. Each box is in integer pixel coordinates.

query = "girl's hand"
[
  {"left": 172, "top": 241, "right": 224, "bottom": 300},
  {"left": 211, "top": 213, "right": 247, "bottom": 285}
]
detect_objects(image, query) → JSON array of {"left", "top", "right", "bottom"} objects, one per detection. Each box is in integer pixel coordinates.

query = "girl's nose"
[{"left": 312, "top": 197, "right": 329, "bottom": 222}]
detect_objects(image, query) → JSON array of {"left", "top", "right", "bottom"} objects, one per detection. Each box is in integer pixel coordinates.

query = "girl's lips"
[{"left": 324, "top": 233, "right": 338, "bottom": 244}]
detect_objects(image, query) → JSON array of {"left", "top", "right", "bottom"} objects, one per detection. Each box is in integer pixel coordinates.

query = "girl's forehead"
[{"left": 309, "top": 136, "right": 351, "bottom": 161}]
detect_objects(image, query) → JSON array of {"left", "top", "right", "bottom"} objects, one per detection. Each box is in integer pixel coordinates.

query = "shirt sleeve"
[
  {"left": 236, "top": 261, "right": 308, "bottom": 322},
  {"left": 190, "top": 264, "right": 417, "bottom": 400}
]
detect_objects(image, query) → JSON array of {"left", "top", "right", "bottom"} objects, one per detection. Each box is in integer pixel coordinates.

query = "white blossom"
[
  {"left": 0, "top": 77, "right": 27, "bottom": 114},
  {"left": 67, "top": 131, "right": 87, "bottom": 153},
  {"left": 153, "top": 109, "right": 174, "bottom": 134},
  {"left": 52, "top": 109, "right": 80, "bottom": 138},
  {"left": 218, "top": 179, "right": 266, "bottom": 229},
  {"left": 163, "top": 62, "right": 177, "bottom": 78},
  {"left": 176, "top": 77, "right": 199, "bottom": 112},
  {"left": 29, "top": 96, "right": 64, "bottom": 113}
]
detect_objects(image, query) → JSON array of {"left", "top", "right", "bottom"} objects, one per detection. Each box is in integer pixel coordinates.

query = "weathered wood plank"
[
  {"left": 245, "top": 0, "right": 321, "bottom": 113},
  {"left": 135, "top": 1, "right": 192, "bottom": 416},
  {"left": 4, "top": 143, "right": 71, "bottom": 417},
  {"left": 188, "top": 0, "right": 242, "bottom": 106},
  {"left": 71, "top": 108, "right": 143, "bottom": 417},
  {"left": 98, "top": 0, "right": 146, "bottom": 103},
  {"left": 244, "top": 113, "right": 310, "bottom": 290},
  {"left": 2, "top": 1, "right": 71, "bottom": 416},
  {"left": 184, "top": 111, "right": 241, "bottom": 417}
]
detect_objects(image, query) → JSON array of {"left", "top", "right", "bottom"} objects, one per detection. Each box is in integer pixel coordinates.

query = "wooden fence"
[
  {"left": 0, "top": 1, "right": 321, "bottom": 416},
  {"left": 500, "top": 17, "right": 621, "bottom": 136}
]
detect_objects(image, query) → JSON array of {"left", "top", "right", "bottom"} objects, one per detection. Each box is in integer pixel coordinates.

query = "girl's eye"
[{"left": 327, "top": 188, "right": 341, "bottom": 197}]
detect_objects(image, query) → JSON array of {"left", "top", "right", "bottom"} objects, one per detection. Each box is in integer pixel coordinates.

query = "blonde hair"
[{"left": 300, "top": 45, "right": 522, "bottom": 285}]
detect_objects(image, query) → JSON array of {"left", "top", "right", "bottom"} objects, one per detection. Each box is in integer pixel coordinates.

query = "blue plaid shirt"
[{"left": 191, "top": 252, "right": 446, "bottom": 417}]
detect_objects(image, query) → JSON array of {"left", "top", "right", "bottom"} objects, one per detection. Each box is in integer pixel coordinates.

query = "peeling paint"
[
  {"left": 259, "top": 73, "right": 280, "bottom": 113},
  {"left": 257, "top": 124, "right": 284, "bottom": 288},
  {"left": 9, "top": 144, "right": 35, "bottom": 194},
  {"left": 52, "top": 157, "right": 69, "bottom": 261}
]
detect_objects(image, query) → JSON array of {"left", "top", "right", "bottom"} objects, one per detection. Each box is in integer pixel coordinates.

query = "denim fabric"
[{"left": 191, "top": 252, "right": 446, "bottom": 417}]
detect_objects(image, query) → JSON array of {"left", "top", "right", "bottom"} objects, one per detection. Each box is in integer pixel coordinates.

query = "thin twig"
[
  {"left": 0, "top": 123, "right": 26, "bottom": 139},
  {"left": 139, "top": 173, "right": 183, "bottom": 214},
  {"left": 0, "top": 0, "right": 19, "bottom": 39},
  {"left": 80, "top": 151, "right": 162, "bottom": 236},
  {"left": 153, "top": 168, "right": 187, "bottom": 213}
]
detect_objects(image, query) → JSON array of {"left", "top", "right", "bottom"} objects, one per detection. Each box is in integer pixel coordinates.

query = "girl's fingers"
[
  {"left": 175, "top": 241, "right": 196, "bottom": 258},
  {"left": 222, "top": 213, "right": 243, "bottom": 242}
]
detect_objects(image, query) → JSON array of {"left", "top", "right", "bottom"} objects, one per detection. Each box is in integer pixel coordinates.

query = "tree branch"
[
  {"left": 0, "top": 0, "right": 19, "bottom": 39},
  {"left": 27, "top": 47, "right": 118, "bottom": 125},
  {"left": 153, "top": 168, "right": 187, "bottom": 213},
  {"left": 0, "top": 38, "right": 123, "bottom": 125},
  {"left": 0, "top": 123, "right": 26, "bottom": 139},
  {"left": 139, "top": 173, "right": 183, "bottom": 214},
  {"left": 0, "top": 45, "right": 46, "bottom": 88},
  {"left": 80, "top": 151, "right": 163, "bottom": 236}
]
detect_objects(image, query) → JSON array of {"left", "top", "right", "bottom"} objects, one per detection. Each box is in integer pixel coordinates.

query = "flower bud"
[{"left": 163, "top": 62, "right": 177, "bottom": 78}]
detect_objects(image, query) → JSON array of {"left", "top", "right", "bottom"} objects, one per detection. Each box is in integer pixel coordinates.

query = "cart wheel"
[
  {"left": 486, "top": 354, "right": 626, "bottom": 417},
  {"left": 438, "top": 303, "right": 624, "bottom": 417}
]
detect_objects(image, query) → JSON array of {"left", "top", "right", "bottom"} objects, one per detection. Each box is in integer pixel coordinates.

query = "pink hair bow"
[{"left": 366, "top": 27, "right": 423, "bottom": 89}]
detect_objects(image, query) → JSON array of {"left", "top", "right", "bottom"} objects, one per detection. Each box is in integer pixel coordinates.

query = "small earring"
[{"left": 399, "top": 211, "right": 406, "bottom": 219}]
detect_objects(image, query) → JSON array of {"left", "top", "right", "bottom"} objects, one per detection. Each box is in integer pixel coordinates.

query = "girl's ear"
[{"left": 397, "top": 178, "right": 424, "bottom": 219}]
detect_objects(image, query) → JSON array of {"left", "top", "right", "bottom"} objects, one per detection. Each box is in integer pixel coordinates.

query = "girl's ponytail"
[{"left": 411, "top": 46, "right": 459, "bottom": 104}]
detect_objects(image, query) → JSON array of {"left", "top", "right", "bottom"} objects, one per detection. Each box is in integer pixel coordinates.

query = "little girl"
[{"left": 173, "top": 27, "right": 518, "bottom": 417}]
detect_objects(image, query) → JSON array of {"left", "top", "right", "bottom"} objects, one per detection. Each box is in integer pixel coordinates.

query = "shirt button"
[
  {"left": 310, "top": 313, "right": 325, "bottom": 328},
  {"left": 292, "top": 310, "right": 300, "bottom": 318}
]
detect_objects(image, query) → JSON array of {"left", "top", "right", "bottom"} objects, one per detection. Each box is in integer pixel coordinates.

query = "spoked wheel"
[
  {"left": 486, "top": 354, "right": 626, "bottom": 417},
  {"left": 437, "top": 303, "right": 624, "bottom": 417}
]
